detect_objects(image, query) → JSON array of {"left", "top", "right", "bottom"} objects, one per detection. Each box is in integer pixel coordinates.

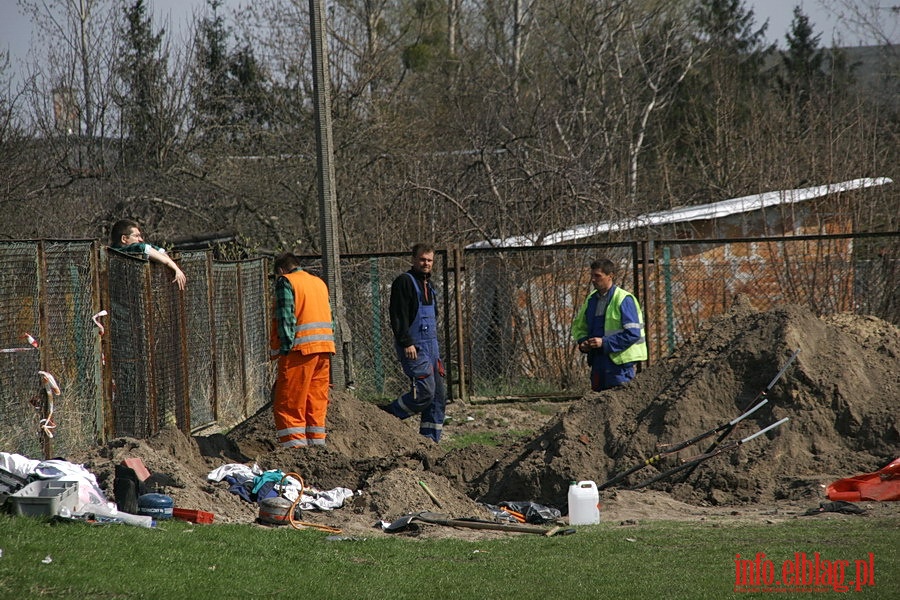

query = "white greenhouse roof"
[{"left": 467, "top": 177, "right": 893, "bottom": 249}]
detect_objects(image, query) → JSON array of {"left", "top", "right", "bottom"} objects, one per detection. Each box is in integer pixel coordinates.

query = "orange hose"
[{"left": 281, "top": 472, "right": 343, "bottom": 534}]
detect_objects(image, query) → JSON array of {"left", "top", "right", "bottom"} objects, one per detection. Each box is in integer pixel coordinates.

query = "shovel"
[
  {"left": 384, "top": 513, "right": 419, "bottom": 532},
  {"left": 385, "top": 511, "right": 574, "bottom": 536}
]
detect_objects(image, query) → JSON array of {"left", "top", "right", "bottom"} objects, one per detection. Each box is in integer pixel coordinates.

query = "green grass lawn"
[
  {"left": 0, "top": 513, "right": 896, "bottom": 599},
  {"left": 443, "top": 429, "right": 534, "bottom": 448}
]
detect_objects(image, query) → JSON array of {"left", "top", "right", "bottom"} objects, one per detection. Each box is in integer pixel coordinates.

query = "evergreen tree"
[
  {"left": 690, "top": 0, "right": 774, "bottom": 96},
  {"left": 693, "top": 0, "right": 771, "bottom": 69},
  {"left": 229, "top": 43, "right": 272, "bottom": 130},
  {"left": 192, "top": 0, "right": 232, "bottom": 140},
  {"left": 400, "top": 0, "right": 450, "bottom": 73},
  {"left": 659, "top": 0, "right": 775, "bottom": 200},
  {"left": 192, "top": 0, "right": 271, "bottom": 147},
  {"left": 117, "top": 0, "right": 172, "bottom": 166},
  {"left": 779, "top": 6, "right": 824, "bottom": 104},
  {"left": 778, "top": 6, "right": 856, "bottom": 105}
]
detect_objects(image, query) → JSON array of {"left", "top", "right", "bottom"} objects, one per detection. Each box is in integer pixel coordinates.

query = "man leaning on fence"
[
  {"left": 109, "top": 219, "right": 186, "bottom": 291},
  {"left": 379, "top": 243, "right": 446, "bottom": 442},
  {"left": 571, "top": 258, "right": 647, "bottom": 391},
  {"left": 270, "top": 252, "right": 336, "bottom": 448}
]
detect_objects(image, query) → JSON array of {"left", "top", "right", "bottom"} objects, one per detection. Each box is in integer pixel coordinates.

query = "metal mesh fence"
[
  {"left": 212, "top": 262, "right": 245, "bottom": 426},
  {"left": 180, "top": 252, "right": 216, "bottom": 429},
  {"left": 321, "top": 252, "right": 450, "bottom": 402},
  {"left": 0, "top": 243, "right": 271, "bottom": 454},
  {"left": 850, "top": 236, "right": 899, "bottom": 323},
  {"left": 148, "top": 262, "right": 189, "bottom": 432},
  {"left": 0, "top": 233, "right": 895, "bottom": 453},
  {"left": 0, "top": 242, "right": 44, "bottom": 457},
  {"left": 0, "top": 241, "right": 103, "bottom": 456},
  {"left": 108, "top": 251, "right": 153, "bottom": 438},
  {"left": 648, "top": 235, "right": 898, "bottom": 356},
  {"left": 107, "top": 252, "right": 272, "bottom": 438},
  {"left": 239, "top": 259, "right": 272, "bottom": 417},
  {"left": 457, "top": 234, "right": 897, "bottom": 398},
  {"left": 460, "top": 244, "right": 637, "bottom": 398},
  {"left": 41, "top": 241, "right": 103, "bottom": 454}
]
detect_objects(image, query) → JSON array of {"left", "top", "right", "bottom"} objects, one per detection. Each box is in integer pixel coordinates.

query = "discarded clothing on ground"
[
  {"left": 208, "top": 463, "right": 353, "bottom": 510},
  {"left": 802, "top": 501, "right": 866, "bottom": 516},
  {"left": 0, "top": 451, "right": 108, "bottom": 510}
]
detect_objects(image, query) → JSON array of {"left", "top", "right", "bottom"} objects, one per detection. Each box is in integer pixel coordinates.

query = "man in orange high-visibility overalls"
[{"left": 270, "top": 253, "right": 335, "bottom": 448}]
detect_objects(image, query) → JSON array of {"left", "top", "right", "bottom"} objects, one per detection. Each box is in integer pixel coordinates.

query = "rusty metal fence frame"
[
  {"left": 294, "top": 250, "right": 454, "bottom": 403},
  {"left": 0, "top": 241, "right": 103, "bottom": 458},
  {"left": 457, "top": 242, "right": 641, "bottom": 400},
  {"left": 647, "top": 232, "right": 898, "bottom": 356},
  {"left": 0, "top": 242, "right": 272, "bottom": 457}
]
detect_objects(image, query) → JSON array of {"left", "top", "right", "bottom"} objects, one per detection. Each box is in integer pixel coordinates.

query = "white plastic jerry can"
[{"left": 568, "top": 480, "right": 600, "bottom": 525}]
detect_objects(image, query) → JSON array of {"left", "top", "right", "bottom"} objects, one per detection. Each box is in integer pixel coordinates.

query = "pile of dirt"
[
  {"left": 68, "top": 302, "right": 899, "bottom": 536},
  {"left": 471, "top": 302, "right": 899, "bottom": 508}
]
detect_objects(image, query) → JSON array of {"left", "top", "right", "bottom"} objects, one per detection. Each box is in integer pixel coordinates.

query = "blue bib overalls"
[{"left": 385, "top": 274, "right": 446, "bottom": 441}]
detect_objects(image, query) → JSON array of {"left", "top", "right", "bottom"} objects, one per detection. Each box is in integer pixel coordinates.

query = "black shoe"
[{"left": 378, "top": 404, "right": 393, "bottom": 415}]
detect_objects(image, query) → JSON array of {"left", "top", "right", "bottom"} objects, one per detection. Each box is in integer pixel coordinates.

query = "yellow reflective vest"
[{"left": 572, "top": 286, "right": 647, "bottom": 365}]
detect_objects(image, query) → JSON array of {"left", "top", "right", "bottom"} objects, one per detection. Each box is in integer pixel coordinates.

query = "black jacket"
[{"left": 389, "top": 269, "right": 437, "bottom": 348}]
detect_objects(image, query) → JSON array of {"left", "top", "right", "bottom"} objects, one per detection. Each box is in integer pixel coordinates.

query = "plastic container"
[
  {"left": 172, "top": 508, "right": 214, "bottom": 524},
  {"left": 78, "top": 502, "right": 155, "bottom": 528},
  {"left": 567, "top": 480, "right": 600, "bottom": 525},
  {"left": 8, "top": 480, "right": 79, "bottom": 517},
  {"left": 137, "top": 493, "right": 174, "bottom": 520}
]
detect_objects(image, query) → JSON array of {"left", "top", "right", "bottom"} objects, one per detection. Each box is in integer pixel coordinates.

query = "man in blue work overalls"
[{"left": 380, "top": 243, "right": 446, "bottom": 442}]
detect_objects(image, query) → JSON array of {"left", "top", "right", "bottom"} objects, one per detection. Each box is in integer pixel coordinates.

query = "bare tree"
[
  {"left": 818, "top": 0, "right": 900, "bottom": 47},
  {"left": 2, "top": 0, "right": 894, "bottom": 251},
  {"left": 17, "top": 0, "right": 121, "bottom": 177},
  {"left": 0, "top": 50, "right": 39, "bottom": 220},
  {"left": 618, "top": 5, "right": 697, "bottom": 203},
  {"left": 115, "top": 0, "right": 180, "bottom": 167},
  {"left": 656, "top": 0, "right": 773, "bottom": 201}
]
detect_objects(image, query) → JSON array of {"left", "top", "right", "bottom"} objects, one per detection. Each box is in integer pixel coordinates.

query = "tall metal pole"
[{"left": 309, "top": 0, "right": 348, "bottom": 388}]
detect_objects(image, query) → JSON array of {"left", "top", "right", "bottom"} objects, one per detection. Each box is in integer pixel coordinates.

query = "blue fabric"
[
  {"left": 252, "top": 470, "right": 285, "bottom": 494},
  {"left": 224, "top": 475, "right": 253, "bottom": 502},
  {"left": 254, "top": 480, "right": 279, "bottom": 501},
  {"left": 387, "top": 274, "right": 445, "bottom": 442}
]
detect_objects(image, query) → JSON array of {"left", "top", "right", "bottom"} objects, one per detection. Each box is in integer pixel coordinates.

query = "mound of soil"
[
  {"left": 69, "top": 302, "right": 899, "bottom": 537},
  {"left": 473, "top": 303, "right": 899, "bottom": 510}
]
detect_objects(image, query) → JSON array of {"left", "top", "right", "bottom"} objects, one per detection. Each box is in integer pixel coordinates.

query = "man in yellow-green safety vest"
[{"left": 571, "top": 258, "right": 647, "bottom": 391}]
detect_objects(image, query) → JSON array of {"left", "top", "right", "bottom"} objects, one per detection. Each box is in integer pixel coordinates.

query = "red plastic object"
[
  {"left": 172, "top": 507, "right": 215, "bottom": 524},
  {"left": 120, "top": 458, "right": 152, "bottom": 482},
  {"left": 826, "top": 458, "right": 900, "bottom": 502}
]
